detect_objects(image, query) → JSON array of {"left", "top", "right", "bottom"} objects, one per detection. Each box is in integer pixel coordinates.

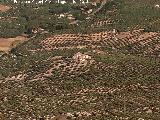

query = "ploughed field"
[{"left": 0, "top": 31, "right": 160, "bottom": 120}]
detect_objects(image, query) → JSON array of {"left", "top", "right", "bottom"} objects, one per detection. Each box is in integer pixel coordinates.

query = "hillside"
[
  {"left": 0, "top": 0, "right": 160, "bottom": 37},
  {"left": 0, "top": 0, "right": 160, "bottom": 120},
  {"left": 0, "top": 30, "right": 160, "bottom": 120}
]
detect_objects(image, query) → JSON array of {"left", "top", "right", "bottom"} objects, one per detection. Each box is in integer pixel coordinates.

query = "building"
[
  {"left": 12, "top": 0, "right": 92, "bottom": 4},
  {"left": 72, "top": 52, "right": 91, "bottom": 62}
]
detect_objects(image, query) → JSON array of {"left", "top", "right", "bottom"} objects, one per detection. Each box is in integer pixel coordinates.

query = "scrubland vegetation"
[
  {"left": 0, "top": 0, "right": 160, "bottom": 37},
  {"left": 0, "top": 0, "right": 160, "bottom": 120}
]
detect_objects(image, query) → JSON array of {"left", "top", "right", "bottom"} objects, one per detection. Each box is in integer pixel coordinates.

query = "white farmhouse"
[
  {"left": 73, "top": 52, "right": 91, "bottom": 62},
  {"left": 12, "top": 0, "right": 91, "bottom": 4},
  {"left": 155, "top": 4, "right": 160, "bottom": 8}
]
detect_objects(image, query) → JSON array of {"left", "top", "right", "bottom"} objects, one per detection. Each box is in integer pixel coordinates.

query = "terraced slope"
[
  {"left": 39, "top": 31, "right": 160, "bottom": 56},
  {"left": 0, "top": 31, "right": 160, "bottom": 120}
]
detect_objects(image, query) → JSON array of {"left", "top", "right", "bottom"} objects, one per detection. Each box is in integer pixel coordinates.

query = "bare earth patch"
[
  {"left": 0, "top": 35, "right": 28, "bottom": 52},
  {"left": 0, "top": 4, "right": 11, "bottom": 12}
]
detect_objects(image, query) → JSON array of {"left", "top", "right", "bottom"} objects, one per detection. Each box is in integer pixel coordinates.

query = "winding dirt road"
[{"left": 90, "top": 0, "right": 110, "bottom": 15}]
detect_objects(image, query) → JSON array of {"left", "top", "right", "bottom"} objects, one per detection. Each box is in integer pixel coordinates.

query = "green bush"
[{"left": 0, "top": 18, "right": 26, "bottom": 37}]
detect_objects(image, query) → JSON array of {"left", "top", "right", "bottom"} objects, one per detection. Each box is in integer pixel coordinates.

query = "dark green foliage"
[
  {"left": 49, "top": 3, "right": 71, "bottom": 14},
  {"left": 0, "top": 17, "right": 26, "bottom": 37},
  {"left": 94, "top": 0, "right": 160, "bottom": 31}
]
